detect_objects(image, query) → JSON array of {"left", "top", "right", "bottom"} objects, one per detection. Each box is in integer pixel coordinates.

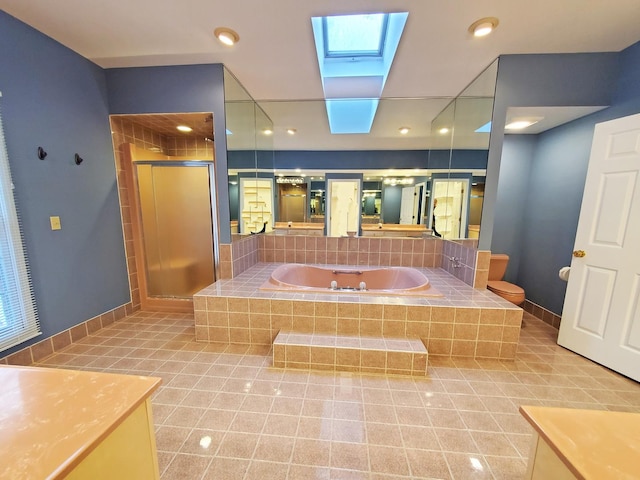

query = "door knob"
[{"left": 573, "top": 250, "right": 586, "bottom": 258}]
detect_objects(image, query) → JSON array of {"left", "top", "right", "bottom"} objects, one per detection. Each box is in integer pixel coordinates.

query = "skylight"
[
  {"left": 323, "top": 14, "right": 388, "bottom": 58},
  {"left": 311, "top": 12, "right": 408, "bottom": 134}
]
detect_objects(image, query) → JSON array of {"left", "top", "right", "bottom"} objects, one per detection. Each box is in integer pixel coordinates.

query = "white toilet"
[{"left": 487, "top": 254, "right": 525, "bottom": 305}]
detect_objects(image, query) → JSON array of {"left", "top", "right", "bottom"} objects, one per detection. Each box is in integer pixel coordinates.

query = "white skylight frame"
[
  {"left": 311, "top": 11, "right": 409, "bottom": 134},
  {"left": 322, "top": 14, "right": 389, "bottom": 59}
]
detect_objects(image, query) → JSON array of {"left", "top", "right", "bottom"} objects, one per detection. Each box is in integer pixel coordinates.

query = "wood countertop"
[
  {"left": 519, "top": 405, "right": 640, "bottom": 480},
  {"left": 0, "top": 365, "right": 161, "bottom": 479}
]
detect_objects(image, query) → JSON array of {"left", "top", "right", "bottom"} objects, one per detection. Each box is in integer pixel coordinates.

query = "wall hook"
[
  {"left": 74, "top": 153, "right": 83, "bottom": 165},
  {"left": 37, "top": 147, "right": 47, "bottom": 160}
]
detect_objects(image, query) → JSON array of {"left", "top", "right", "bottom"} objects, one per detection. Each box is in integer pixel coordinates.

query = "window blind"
[{"left": 0, "top": 91, "right": 41, "bottom": 351}]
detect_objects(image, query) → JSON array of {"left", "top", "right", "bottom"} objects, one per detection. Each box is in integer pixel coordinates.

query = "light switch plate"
[{"left": 50, "top": 216, "right": 61, "bottom": 230}]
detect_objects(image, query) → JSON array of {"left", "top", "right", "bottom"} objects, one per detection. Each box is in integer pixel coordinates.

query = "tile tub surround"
[
  {"left": 219, "top": 235, "right": 260, "bottom": 280},
  {"left": 273, "top": 332, "right": 429, "bottom": 376},
  {"left": 441, "top": 239, "right": 491, "bottom": 289},
  {"left": 257, "top": 235, "right": 443, "bottom": 270},
  {"left": 194, "top": 263, "right": 523, "bottom": 360}
]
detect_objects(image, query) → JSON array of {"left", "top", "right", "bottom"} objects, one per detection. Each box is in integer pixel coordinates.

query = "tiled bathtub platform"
[
  {"left": 193, "top": 263, "right": 523, "bottom": 360},
  {"left": 273, "top": 331, "right": 429, "bottom": 376}
]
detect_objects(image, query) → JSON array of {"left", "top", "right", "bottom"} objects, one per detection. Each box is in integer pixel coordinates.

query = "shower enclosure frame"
[{"left": 122, "top": 143, "right": 220, "bottom": 312}]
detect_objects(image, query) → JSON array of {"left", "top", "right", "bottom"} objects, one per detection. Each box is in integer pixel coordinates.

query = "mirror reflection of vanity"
[{"left": 224, "top": 60, "right": 497, "bottom": 241}]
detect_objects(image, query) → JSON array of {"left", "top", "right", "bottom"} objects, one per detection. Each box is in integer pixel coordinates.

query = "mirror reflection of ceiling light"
[
  {"left": 399, "top": 127, "right": 410, "bottom": 135},
  {"left": 287, "top": 128, "right": 297, "bottom": 135},
  {"left": 176, "top": 125, "right": 192, "bottom": 132},
  {"left": 383, "top": 177, "right": 414, "bottom": 185},
  {"left": 263, "top": 129, "right": 273, "bottom": 135},
  {"left": 468, "top": 17, "right": 499, "bottom": 37},
  {"left": 438, "top": 127, "right": 450, "bottom": 134},
  {"left": 214, "top": 27, "right": 240, "bottom": 46},
  {"left": 505, "top": 118, "right": 542, "bottom": 130}
]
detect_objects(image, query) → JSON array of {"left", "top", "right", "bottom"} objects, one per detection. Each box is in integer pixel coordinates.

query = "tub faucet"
[
  {"left": 447, "top": 256, "right": 461, "bottom": 268},
  {"left": 359, "top": 281, "right": 367, "bottom": 291},
  {"left": 330, "top": 280, "right": 338, "bottom": 290}
]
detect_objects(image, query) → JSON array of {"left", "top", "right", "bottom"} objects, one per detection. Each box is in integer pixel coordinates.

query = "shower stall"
[{"left": 135, "top": 162, "right": 216, "bottom": 299}]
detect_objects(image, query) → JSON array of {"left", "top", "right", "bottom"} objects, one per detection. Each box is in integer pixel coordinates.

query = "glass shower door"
[{"left": 136, "top": 164, "right": 215, "bottom": 298}]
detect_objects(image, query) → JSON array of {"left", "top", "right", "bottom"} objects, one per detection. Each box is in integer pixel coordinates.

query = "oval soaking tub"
[{"left": 260, "top": 264, "right": 443, "bottom": 297}]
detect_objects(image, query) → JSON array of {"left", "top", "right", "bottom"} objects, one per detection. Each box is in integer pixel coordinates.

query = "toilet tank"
[{"left": 488, "top": 254, "right": 509, "bottom": 281}]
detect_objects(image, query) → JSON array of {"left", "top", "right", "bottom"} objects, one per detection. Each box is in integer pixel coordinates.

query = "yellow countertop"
[
  {"left": 0, "top": 365, "right": 161, "bottom": 479},
  {"left": 519, "top": 405, "right": 640, "bottom": 480}
]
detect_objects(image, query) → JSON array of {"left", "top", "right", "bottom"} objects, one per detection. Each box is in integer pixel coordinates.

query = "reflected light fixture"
[
  {"left": 439, "top": 127, "right": 450, "bottom": 134},
  {"left": 176, "top": 125, "right": 193, "bottom": 133},
  {"left": 468, "top": 17, "right": 499, "bottom": 37},
  {"left": 505, "top": 118, "right": 542, "bottom": 130},
  {"left": 263, "top": 128, "right": 273, "bottom": 135},
  {"left": 214, "top": 27, "right": 240, "bottom": 46},
  {"left": 287, "top": 128, "right": 297, "bottom": 135},
  {"left": 399, "top": 127, "right": 410, "bottom": 135}
]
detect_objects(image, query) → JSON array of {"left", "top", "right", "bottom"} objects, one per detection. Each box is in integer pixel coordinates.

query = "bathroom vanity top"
[
  {"left": 519, "top": 405, "right": 640, "bottom": 479},
  {"left": 0, "top": 365, "right": 161, "bottom": 479}
]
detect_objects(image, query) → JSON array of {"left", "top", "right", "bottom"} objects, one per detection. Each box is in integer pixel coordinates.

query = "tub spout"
[{"left": 332, "top": 270, "right": 362, "bottom": 275}]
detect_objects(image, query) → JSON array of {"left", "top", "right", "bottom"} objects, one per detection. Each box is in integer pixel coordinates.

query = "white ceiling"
[{"left": 3, "top": 0, "right": 639, "bottom": 149}]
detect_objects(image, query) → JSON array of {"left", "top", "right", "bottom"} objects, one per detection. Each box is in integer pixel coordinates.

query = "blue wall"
[
  {"left": 0, "top": 12, "right": 129, "bottom": 355},
  {"left": 493, "top": 42, "right": 640, "bottom": 315},
  {"left": 272, "top": 149, "right": 488, "bottom": 171},
  {"left": 492, "top": 135, "right": 536, "bottom": 282},
  {"left": 481, "top": 52, "right": 620, "bottom": 252}
]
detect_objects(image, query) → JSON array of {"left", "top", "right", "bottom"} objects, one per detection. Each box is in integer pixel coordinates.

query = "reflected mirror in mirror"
[{"left": 223, "top": 62, "right": 497, "bottom": 240}]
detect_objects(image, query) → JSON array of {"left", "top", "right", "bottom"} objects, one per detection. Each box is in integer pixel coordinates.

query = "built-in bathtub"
[
  {"left": 193, "top": 263, "right": 524, "bottom": 361},
  {"left": 260, "top": 264, "right": 443, "bottom": 297}
]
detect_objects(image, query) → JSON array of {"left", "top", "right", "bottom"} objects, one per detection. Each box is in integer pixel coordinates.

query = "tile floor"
[{"left": 36, "top": 311, "right": 640, "bottom": 479}]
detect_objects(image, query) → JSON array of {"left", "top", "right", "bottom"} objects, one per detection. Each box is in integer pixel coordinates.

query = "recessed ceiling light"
[
  {"left": 468, "top": 17, "right": 499, "bottom": 37},
  {"left": 439, "top": 127, "right": 450, "bottom": 135},
  {"left": 263, "top": 129, "right": 273, "bottom": 135},
  {"left": 399, "top": 127, "right": 410, "bottom": 135},
  {"left": 214, "top": 27, "right": 240, "bottom": 46},
  {"left": 505, "top": 118, "right": 542, "bottom": 130},
  {"left": 176, "top": 125, "right": 193, "bottom": 133},
  {"left": 287, "top": 128, "right": 297, "bottom": 135},
  {"left": 295, "top": 168, "right": 301, "bottom": 173}
]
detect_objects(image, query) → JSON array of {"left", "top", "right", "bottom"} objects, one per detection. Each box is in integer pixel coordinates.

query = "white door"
[
  {"left": 558, "top": 113, "right": 640, "bottom": 382},
  {"left": 327, "top": 179, "right": 360, "bottom": 236},
  {"left": 399, "top": 186, "right": 415, "bottom": 224}
]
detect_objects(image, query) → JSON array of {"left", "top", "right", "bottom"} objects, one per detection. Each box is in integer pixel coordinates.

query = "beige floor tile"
[
  {"left": 368, "top": 445, "right": 410, "bottom": 476},
  {"left": 202, "top": 457, "right": 249, "bottom": 480},
  {"left": 291, "top": 438, "right": 331, "bottom": 466},
  {"left": 244, "top": 460, "right": 289, "bottom": 480},
  {"left": 162, "top": 453, "right": 211, "bottom": 480},
  {"left": 330, "top": 442, "right": 369, "bottom": 471},
  {"left": 35, "top": 310, "right": 640, "bottom": 480},
  {"left": 405, "top": 449, "right": 451, "bottom": 479},
  {"left": 253, "top": 435, "right": 295, "bottom": 463}
]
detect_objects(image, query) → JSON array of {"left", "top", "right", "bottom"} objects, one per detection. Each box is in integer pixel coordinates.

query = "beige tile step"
[{"left": 272, "top": 331, "right": 428, "bottom": 376}]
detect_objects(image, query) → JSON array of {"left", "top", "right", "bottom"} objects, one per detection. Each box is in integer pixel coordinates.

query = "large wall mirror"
[
  {"left": 224, "top": 68, "right": 275, "bottom": 235},
  {"left": 224, "top": 60, "right": 497, "bottom": 240}
]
